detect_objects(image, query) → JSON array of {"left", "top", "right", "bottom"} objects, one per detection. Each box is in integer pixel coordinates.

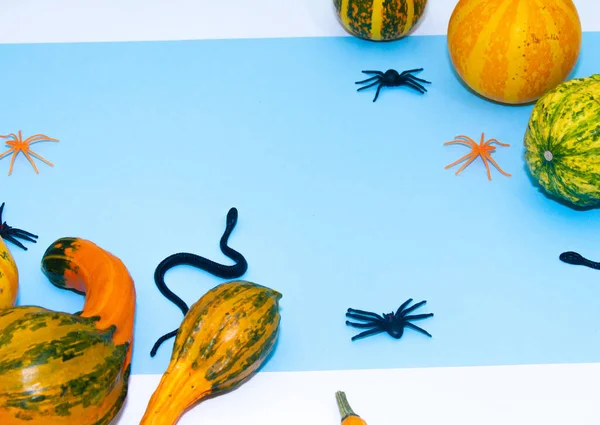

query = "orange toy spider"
[
  {"left": 444, "top": 132, "right": 511, "bottom": 180},
  {"left": 0, "top": 130, "right": 59, "bottom": 175}
]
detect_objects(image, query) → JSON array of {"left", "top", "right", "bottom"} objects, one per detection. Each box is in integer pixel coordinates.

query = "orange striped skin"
[
  {"left": 334, "top": 0, "right": 428, "bottom": 41},
  {"left": 447, "top": 0, "right": 582, "bottom": 104}
]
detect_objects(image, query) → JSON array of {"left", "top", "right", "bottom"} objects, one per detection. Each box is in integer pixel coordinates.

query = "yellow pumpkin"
[
  {"left": 0, "top": 235, "right": 18, "bottom": 309},
  {"left": 447, "top": 0, "right": 582, "bottom": 104},
  {"left": 0, "top": 202, "right": 38, "bottom": 308}
]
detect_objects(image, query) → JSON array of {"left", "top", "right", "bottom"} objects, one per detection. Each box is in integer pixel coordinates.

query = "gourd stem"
[{"left": 335, "top": 391, "right": 358, "bottom": 420}]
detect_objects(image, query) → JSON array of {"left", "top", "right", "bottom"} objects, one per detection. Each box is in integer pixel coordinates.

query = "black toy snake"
[
  {"left": 150, "top": 207, "right": 248, "bottom": 357},
  {"left": 559, "top": 251, "right": 600, "bottom": 270}
]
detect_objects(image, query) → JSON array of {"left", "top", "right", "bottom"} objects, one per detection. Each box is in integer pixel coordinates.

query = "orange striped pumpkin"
[
  {"left": 333, "top": 0, "right": 428, "bottom": 41},
  {"left": 447, "top": 0, "right": 582, "bottom": 104}
]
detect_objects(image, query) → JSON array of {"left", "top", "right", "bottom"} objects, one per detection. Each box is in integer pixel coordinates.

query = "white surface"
[
  {"left": 2, "top": 0, "right": 599, "bottom": 44},
  {"left": 120, "top": 363, "right": 600, "bottom": 424}
]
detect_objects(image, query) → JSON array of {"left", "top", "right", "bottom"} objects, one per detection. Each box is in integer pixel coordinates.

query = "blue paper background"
[{"left": 1, "top": 33, "right": 600, "bottom": 376}]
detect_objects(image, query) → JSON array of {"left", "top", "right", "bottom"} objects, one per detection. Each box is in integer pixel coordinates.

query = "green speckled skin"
[
  {"left": 524, "top": 74, "right": 600, "bottom": 207},
  {"left": 335, "top": 0, "right": 428, "bottom": 41},
  {"left": 0, "top": 306, "right": 130, "bottom": 425}
]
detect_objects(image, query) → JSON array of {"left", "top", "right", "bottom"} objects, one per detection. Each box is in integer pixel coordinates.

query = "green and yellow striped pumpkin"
[
  {"left": 333, "top": 0, "right": 428, "bottom": 41},
  {"left": 524, "top": 74, "right": 600, "bottom": 207},
  {"left": 0, "top": 307, "right": 130, "bottom": 425},
  {"left": 140, "top": 280, "right": 282, "bottom": 425}
]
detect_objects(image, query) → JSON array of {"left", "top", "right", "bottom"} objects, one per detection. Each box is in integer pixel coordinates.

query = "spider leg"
[
  {"left": 478, "top": 154, "right": 493, "bottom": 181},
  {"left": 373, "top": 84, "right": 383, "bottom": 102},
  {"left": 395, "top": 298, "right": 413, "bottom": 318},
  {"left": 400, "top": 299, "right": 427, "bottom": 316},
  {"left": 484, "top": 138, "right": 510, "bottom": 148},
  {"left": 1, "top": 232, "right": 28, "bottom": 250},
  {"left": 22, "top": 134, "right": 59, "bottom": 145},
  {"left": 356, "top": 80, "right": 380, "bottom": 92},
  {"left": 350, "top": 326, "right": 385, "bottom": 341},
  {"left": 402, "top": 80, "right": 427, "bottom": 93},
  {"left": 482, "top": 153, "right": 511, "bottom": 178},
  {"left": 444, "top": 151, "right": 477, "bottom": 172},
  {"left": 27, "top": 150, "right": 55, "bottom": 167},
  {"left": 454, "top": 154, "right": 483, "bottom": 176},
  {"left": 355, "top": 76, "right": 381, "bottom": 85},
  {"left": 9, "top": 227, "right": 38, "bottom": 239},
  {"left": 403, "top": 313, "right": 434, "bottom": 321},
  {"left": 486, "top": 155, "right": 512, "bottom": 177},
  {"left": 346, "top": 312, "right": 382, "bottom": 323},
  {"left": 361, "top": 70, "right": 385, "bottom": 76},
  {"left": 443, "top": 137, "right": 478, "bottom": 148},
  {"left": 405, "top": 322, "right": 433, "bottom": 337},
  {"left": 0, "top": 147, "right": 14, "bottom": 160},
  {"left": 346, "top": 308, "right": 384, "bottom": 321},
  {"left": 345, "top": 320, "right": 379, "bottom": 328},
  {"left": 399, "top": 68, "right": 424, "bottom": 75},
  {"left": 21, "top": 150, "right": 41, "bottom": 174},
  {"left": 7, "top": 151, "right": 19, "bottom": 176},
  {"left": 407, "top": 74, "right": 432, "bottom": 84},
  {"left": 7, "top": 228, "right": 38, "bottom": 242},
  {"left": 0, "top": 133, "right": 19, "bottom": 141}
]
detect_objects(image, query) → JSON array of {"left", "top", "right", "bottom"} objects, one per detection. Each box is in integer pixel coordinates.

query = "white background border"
[
  {"left": 2, "top": 0, "right": 599, "bottom": 44},
  {"left": 120, "top": 363, "right": 600, "bottom": 424}
]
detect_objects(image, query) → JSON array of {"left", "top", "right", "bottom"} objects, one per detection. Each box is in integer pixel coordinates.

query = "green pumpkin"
[{"left": 524, "top": 74, "right": 600, "bottom": 207}]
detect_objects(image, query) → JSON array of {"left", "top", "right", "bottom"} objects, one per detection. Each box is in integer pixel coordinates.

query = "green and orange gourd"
[
  {"left": 139, "top": 280, "right": 282, "bottom": 425},
  {"left": 0, "top": 236, "right": 136, "bottom": 425},
  {"left": 333, "top": 0, "right": 428, "bottom": 41}
]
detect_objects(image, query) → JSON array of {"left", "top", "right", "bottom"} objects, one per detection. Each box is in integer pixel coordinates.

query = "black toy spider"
[
  {"left": 0, "top": 202, "right": 38, "bottom": 250},
  {"left": 346, "top": 298, "right": 433, "bottom": 341},
  {"left": 355, "top": 68, "right": 431, "bottom": 102}
]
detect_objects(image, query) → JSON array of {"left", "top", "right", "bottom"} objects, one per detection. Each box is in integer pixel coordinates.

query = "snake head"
[
  {"left": 226, "top": 207, "right": 238, "bottom": 227},
  {"left": 559, "top": 251, "right": 585, "bottom": 265}
]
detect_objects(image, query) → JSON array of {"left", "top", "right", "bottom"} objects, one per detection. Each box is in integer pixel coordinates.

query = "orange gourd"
[
  {"left": 40, "top": 237, "right": 136, "bottom": 367},
  {"left": 447, "top": 0, "right": 582, "bottom": 104},
  {"left": 0, "top": 237, "right": 136, "bottom": 425}
]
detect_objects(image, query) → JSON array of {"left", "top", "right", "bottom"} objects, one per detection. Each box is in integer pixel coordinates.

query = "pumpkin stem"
[{"left": 335, "top": 391, "right": 358, "bottom": 420}]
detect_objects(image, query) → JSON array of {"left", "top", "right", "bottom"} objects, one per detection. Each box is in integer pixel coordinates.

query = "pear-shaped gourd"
[{"left": 140, "top": 280, "right": 282, "bottom": 425}]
